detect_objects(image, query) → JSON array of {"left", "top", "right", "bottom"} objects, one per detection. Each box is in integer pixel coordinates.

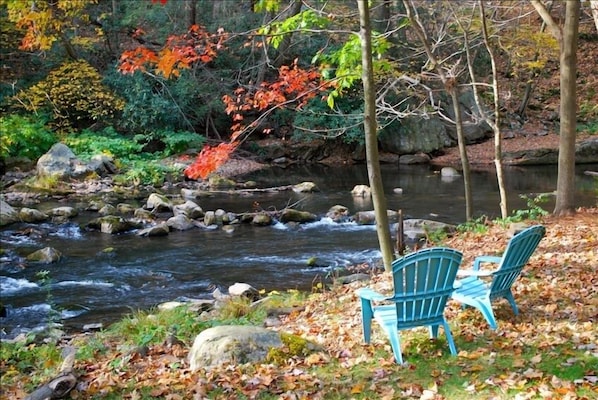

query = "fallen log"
[
  {"left": 584, "top": 170, "right": 598, "bottom": 177},
  {"left": 25, "top": 346, "right": 77, "bottom": 400}
]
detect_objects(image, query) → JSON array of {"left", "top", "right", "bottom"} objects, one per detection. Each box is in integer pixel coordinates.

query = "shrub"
[
  {"left": 11, "top": 60, "right": 125, "bottom": 131},
  {"left": 0, "top": 114, "right": 57, "bottom": 160}
]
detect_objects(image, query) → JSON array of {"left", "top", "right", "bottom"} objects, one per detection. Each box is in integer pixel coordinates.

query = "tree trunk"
[
  {"left": 273, "top": 0, "right": 303, "bottom": 66},
  {"left": 554, "top": 0, "right": 580, "bottom": 216},
  {"left": 403, "top": 0, "right": 474, "bottom": 221},
  {"left": 590, "top": 0, "right": 598, "bottom": 33},
  {"left": 532, "top": 0, "right": 580, "bottom": 216},
  {"left": 479, "top": 1, "right": 508, "bottom": 218},
  {"left": 357, "top": 0, "right": 395, "bottom": 272},
  {"left": 186, "top": 0, "right": 197, "bottom": 27}
]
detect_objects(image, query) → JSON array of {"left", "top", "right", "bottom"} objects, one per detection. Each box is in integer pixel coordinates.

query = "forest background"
[
  {"left": 1, "top": 0, "right": 597, "bottom": 186},
  {"left": 1, "top": 1, "right": 598, "bottom": 399}
]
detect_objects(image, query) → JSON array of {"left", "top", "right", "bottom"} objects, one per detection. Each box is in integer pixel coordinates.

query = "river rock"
[
  {"left": 399, "top": 219, "right": 456, "bottom": 241},
  {"left": 188, "top": 325, "right": 283, "bottom": 370},
  {"left": 228, "top": 282, "right": 260, "bottom": 300},
  {"left": 87, "top": 154, "right": 118, "bottom": 176},
  {"left": 353, "top": 210, "right": 400, "bottom": 225},
  {"left": 137, "top": 223, "right": 170, "bottom": 237},
  {"left": 26, "top": 247, "right": 62, "bottom": 264},
  {"left": 48, "top": 206, "right": 78, "bottom": 219},
  {"left": 209, "top": 175, "right": 236, "bottom": 189},
  {"left": 441, "top": 167, "right": 460, "bottom": 177},
  {"left": 87, "top": 216, "right": 136, "bottom": 234},
  {"left": 279, "top": 208, "right": 318, "bottom": 223},
  {"left": 166, "top": 214, "right": 195, "bottom": 231},
  {"left": 292, "top": 181, "right": 319, "bottom": 193},
  {"left": 575, "top": 137, "right": 598, "bottom": 163},
  {"left": 351, "top": 185, "right": 371, "bottom": 197},
  {"left": 133, "top": 208, "right": 154, "bottom": 221},
  {"left": 203, "top": 211, "right": 216, "bottom": 226},
  {"left": 173, "top": 200, "right": 204, "bottom": 219},
  {"left": 98, "top": 204, "right": 116, "bottom": 216},
  {"left": 116, "top": 203, "right": 136, "bottom": 215},
  {"left": 18, "top": 207, "right": 49, "bottom": 223},
  {"left": 326, "top": 205, "right": 350, "bottom": 222},
  {"left": 251, "top": 212, "right": 273, "bottom": 226},
  {"left": 378, "top": 114, "right": 455, "bottom": 155},
  {"left": 0, "top": 200, "right": 19, "bottom": 226},
  {"left": 145, "top": 193, "right": 173, "bottom": 212},
  {"left": 36, "top": 143, "right": 86, "bottom": 179}
]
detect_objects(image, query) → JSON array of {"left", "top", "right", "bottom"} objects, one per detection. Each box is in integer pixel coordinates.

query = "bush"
[
  {"left": 0, "top": 114, "right": 57, "bottom": 160},
  {"left": 11, "top": 60, "right": 125, "bottom": 131}
]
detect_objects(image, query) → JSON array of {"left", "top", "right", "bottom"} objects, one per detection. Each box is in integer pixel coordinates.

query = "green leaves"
[{"left": 259, "top": 10, "right": 330, "bottom": 49}]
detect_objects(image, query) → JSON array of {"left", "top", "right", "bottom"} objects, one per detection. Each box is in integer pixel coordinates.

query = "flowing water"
[{"left": 1, "top": 163, "right": 596, "bottom": 339}]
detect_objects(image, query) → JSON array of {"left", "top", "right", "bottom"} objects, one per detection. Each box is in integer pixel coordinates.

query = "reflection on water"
[{"left": 1, "top": 163, "right": 596, "bottom": 339}]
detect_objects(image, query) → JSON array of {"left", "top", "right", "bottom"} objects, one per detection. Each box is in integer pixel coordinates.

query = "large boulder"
[
  {"left": 87, "top": 216, "right": 137, "bottom": 234},
  {"left": 0, "top": 199, "right": 20, "bottom": 226},
  {"left": 26, "top": 247, "right": 62, "bottom": 264},
  {"left": 36, "top": 143, "right": 86, "bottom": 178},
  {"left": 18, "top": 207, "right": 49, "bottom": 223},
  {"left": 188, "top": 325, "right": 283, "bottom": 370},
  {"left": 379, "top": 115, "right": 454, "bottom": 155}
]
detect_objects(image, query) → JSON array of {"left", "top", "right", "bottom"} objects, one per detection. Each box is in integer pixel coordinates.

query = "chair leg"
[
  {"left": 360, "top": 298, "right": 374, "bottom": 343},
  {"left": 383, "top": 326, "right": 404, "bottom": 364},
  {"left": 477, "top": 300, "right": 498, "bottom": 330},
  {"left": 442, "top": 320, "right": 458, "bottom": 356},
  {"left": 429, "top": 325, "right": 439, "bottom": 339},
  {"left": 504, "top": 291, "right": 519, "bottom": 315}
]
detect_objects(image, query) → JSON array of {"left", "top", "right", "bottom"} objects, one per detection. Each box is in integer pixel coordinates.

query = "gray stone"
[
  {"left": 292, "top": 181, "right": 319, "bottom": 193},
  {"left": 326, "top": 205, "right": 350, "bottom": 222},
  {"left": 251, "top": 213, "right": 273, "bottom": 226},
  {"left": 18, "top": 207, "right": 49, "bottom": 223},
  {"left": 48, "top": 206, "right": 78, "bottom": 218},
  {"left": 146, "top": 193, "right": 173, "bottom": 212},
  {"left": 351, "top": 185, "right": 371, "bottom": 198},
  {"left": 137, "top": 223, "right": 170, "bottom": 237},
  {"left": 353, "top": 210, "right": 400, "bottom": 225},
  {"left": 399, "top": 153, "right": 431, "bottom": 164},
  {"left": 378, "top": 115, "right": 454, "bottom": 155},
  {"left": 26, "top": 247, "right": 62, "bottom": 264},
  {"left": 279, "top": 209, "right": 318, "bottom": 224},
  {"left": 87, "top": 216, "right": 135, "bottom": 234},
  {"left": 188, "top": 325, "right": 283, "bottom": 370},
  {"left": 36, "top": 143, "right": 83, "bottom": 178},
  {"left": 441, "top": 167, "right": 460, "bottom": 177},
  {"left": 173, "top": 200, "right": 203, "bottom": 219},
  {"left": 166, "top": 214, "right": 195, "bottom": 231},
  {"left": 0, "top": 199, "right": 19, "bottom": 226}
]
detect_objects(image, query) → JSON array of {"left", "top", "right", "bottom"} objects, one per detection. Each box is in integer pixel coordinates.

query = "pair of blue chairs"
[{"left": 356, "top": 225, "right": 545, "bottom": 364}]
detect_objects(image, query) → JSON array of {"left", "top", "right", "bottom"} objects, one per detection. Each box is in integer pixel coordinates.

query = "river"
[{"left": 1, "top": 163, "right": 596, "bottom": 339}]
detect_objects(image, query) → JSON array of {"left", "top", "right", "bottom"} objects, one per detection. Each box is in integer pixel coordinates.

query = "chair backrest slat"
[{"left": 391, "top": 248, "right": 462, "bottom": 323}]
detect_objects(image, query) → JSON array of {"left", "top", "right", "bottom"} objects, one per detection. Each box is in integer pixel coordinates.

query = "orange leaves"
[
  {"left": 184, "top": 141, "right": 238, "bottom": 180},
  {"left": 118, "top": 25, "right": 226, "bottom": 78},
  {"left": 221, "top": 59, "right": 334, "bottom": 140}
]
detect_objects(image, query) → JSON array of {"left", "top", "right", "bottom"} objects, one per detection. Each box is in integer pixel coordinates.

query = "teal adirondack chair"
[
  {"left": 356, "top": 247, "right": 462, "bottom": 364},
  {"left": 451, "top": 225, "right": 546, "bottom": 330}
]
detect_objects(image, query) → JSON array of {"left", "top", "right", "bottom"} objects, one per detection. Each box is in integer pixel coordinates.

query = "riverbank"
[{"left": 1, "top": 207, "right": 596, "bottom": 399}]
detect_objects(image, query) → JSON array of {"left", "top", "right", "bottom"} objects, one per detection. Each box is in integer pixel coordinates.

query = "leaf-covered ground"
[{"left": 1, "top": 208, "right": 597, "bottom": 399}]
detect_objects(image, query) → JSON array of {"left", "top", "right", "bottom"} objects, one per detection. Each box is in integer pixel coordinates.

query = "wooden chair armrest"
[
  {"left": 356, "top": 287, "right": 390, "bottom": 302},
  {"left": 472, "top": 255, "right": 502, "bottom": 270}
]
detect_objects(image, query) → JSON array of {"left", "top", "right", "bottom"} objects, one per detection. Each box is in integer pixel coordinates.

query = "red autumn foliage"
[
  {"left": 184, "top": 141, "right": 239, "bottom": 180},
  {"left": 119, "top": 25, "right": 226, "bottom": 78},
  {"left": 184, "top": 60, "right": 334, "bottom": 180}
]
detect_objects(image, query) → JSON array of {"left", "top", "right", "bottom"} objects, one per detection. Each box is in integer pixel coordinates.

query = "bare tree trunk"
[
  {"left": 554, "top": 0, "right": 580, "bottom": 215},
  {"left": 403, "top": 0, "right": 474, "bottom": 221},
  {"left": 532, "top": 0, "right": 580, "bottom": 216},
  {"left": 186, "top": 0, "right": 197, "bottom": 27},
  {"left": 273, "top": 0, "right": 303, "bottom": 66},
  {"left": 590, "top": 0, "right": 598, "bottom": 33},
  {"left": 357, "top": 0, "right": 394, "bottom": 272}
]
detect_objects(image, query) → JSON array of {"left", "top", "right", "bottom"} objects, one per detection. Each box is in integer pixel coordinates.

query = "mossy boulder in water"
[
  {"left": 279, "top": 208, "right": 318, "bottom": 223},
  {"left": 0, "top": 200, "right": 19, "bottom": 226},
  {"left": 87, "top": 216, "right": 136, "bottom": 234},
  {"left": 26, "top": 247, "right": 62, "bottom": 264}
]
